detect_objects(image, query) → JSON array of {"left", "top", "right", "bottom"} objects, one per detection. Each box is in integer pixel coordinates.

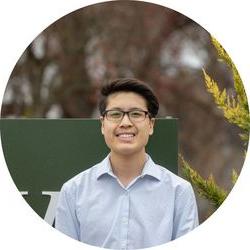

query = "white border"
[{"left": 0, "top": 1, "right": 249, "bottom": 249}]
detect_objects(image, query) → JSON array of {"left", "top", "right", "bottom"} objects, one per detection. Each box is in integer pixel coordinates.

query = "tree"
[{"left": 180, "top": 36, "right": 249, "bottom": 210}]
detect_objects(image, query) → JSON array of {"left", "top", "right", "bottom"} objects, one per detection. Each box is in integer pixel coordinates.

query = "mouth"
[{"left": 116, "top": 132, "right": 136, "bottom": 141}]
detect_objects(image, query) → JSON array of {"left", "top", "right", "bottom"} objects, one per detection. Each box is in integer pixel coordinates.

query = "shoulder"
[
  {"left": 156, "top": 164, "right": 197, "bottom": 207},
  {"left": 60, "top": 161, "right": 103, "bottom": 194},
  {"left": 155, "top": 163, "right": 193, "bottom": 197}
]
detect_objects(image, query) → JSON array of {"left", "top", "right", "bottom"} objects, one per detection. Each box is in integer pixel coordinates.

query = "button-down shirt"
[{"left": 55, "top": 155, "right": 198, "bottom": 249}]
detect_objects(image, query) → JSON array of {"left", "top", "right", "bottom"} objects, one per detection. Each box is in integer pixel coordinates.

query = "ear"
[
  {"left": 149, "top": 118, "right": 155, "bottom": 135},
  {"left": 100, "top": 116, "right": 104, "bottom": 135}
]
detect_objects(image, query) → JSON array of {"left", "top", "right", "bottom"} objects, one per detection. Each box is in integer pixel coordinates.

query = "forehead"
[{"left": 106, "top": 91, "right": 147, "bottom": 109}]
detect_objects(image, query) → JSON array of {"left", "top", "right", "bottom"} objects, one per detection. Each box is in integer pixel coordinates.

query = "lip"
[{"left": 115, "top": 132, "right": 136, "bottom": 142}]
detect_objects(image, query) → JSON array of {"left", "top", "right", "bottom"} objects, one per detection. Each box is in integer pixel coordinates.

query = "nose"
[{"left": 119, "top": 113, "right": 133, "bottom": 127}]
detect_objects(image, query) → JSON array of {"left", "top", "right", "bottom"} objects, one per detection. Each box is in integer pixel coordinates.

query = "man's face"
[{"left": 101, "top": 92, "right": 155, "bottom": 157}]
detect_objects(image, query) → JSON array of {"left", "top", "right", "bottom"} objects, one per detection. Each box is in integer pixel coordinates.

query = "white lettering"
[
  {"left": 20, "top": 191, "right": 60, "bottom": 225},
  {"left": 42, "top": 191, "right": 60, "bottom": 225},
  {"left": 20, "top": 191, "right": 28, "bottom": 196}
]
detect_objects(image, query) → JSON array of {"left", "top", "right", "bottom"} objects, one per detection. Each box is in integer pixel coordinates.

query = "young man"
[{"left": 55, "top": 78, "right": 199, "bottom": 249}]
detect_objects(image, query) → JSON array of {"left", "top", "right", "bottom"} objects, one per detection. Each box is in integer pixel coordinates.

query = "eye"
[
  {"left": 107, "top": 110, "right": 123, "bottom": 119},
  {"left": 130, "top": 110, "right": 144, "bottom": 118}
]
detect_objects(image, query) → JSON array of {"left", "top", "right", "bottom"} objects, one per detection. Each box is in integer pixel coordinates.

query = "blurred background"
[{"left": 0, "top": 1, "right": 246, "bottom": 222}]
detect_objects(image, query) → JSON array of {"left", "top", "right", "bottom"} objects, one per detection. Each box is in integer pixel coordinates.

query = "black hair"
[{"left": 99, "top": 78, "right": 159, "bottom": 117}]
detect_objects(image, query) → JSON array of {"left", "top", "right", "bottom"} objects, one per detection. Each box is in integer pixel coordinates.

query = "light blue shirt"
[{"left": 55, "top": 155, "right": 198, "bottom": 249}]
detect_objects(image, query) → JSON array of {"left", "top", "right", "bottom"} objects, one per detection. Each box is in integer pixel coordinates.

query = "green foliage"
[
  {"left": 231, "top": 169, "right": 239, "bottom": 185},
  {"left": 211, "top": 37, "right": 247, "bottom": 107},
  {"left": 203, "top": 37, "right": 250, "bottom": 142},
  {"left": 180, "top": 36, "right": 248, "bottom": 210},
  {"left": 179, "top": 154, "right": 227, "bottom": 208}
]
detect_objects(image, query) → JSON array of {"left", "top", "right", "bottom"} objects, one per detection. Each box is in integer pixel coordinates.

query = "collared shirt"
[{"left": 55, "top": 155, "right": 199, "bottom": 249}]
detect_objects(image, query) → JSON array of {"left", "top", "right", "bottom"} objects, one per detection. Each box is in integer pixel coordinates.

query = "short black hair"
[{"left": 99, "top": 78, "right": 159, "bottom": 117}]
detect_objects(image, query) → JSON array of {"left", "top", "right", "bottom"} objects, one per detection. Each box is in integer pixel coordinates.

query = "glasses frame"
[{"left": 102, "top": 109, "right": 151, "bottom": 122}]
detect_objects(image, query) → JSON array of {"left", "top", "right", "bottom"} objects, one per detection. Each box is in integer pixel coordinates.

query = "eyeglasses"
[{"left": 102, "top": 109, "right": 151, "bottom": 122}]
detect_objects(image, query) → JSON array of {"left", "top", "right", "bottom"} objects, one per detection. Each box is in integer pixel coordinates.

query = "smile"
[
  {"left": 116, "top": 133, "right": 135, "bottom": 140},
  {"left": 116, "top": 133, "right": 135, "bottom": 138}
]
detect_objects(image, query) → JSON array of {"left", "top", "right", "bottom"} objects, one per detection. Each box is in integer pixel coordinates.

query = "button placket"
[{"left": 120, "top": 190, "right": 130, "bottom": 250}]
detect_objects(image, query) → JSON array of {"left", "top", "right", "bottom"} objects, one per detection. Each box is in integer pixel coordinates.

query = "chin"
[{"left": 112, "top": 146, "right": 143, "bottom": 156}]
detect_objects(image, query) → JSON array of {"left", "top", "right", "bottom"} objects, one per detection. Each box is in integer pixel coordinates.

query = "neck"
[{"left": 109, "top": 151, "right": 147, "bottom": 186}]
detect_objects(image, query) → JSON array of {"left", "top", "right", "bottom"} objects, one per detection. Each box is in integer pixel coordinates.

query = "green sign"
[{"left": 0, "top": 118, "right": 177, "bottom": 225}]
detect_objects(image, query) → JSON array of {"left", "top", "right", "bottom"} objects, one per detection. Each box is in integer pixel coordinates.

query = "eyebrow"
[{"left": 107, "top": 107, "right": 148, "bottom": 111}]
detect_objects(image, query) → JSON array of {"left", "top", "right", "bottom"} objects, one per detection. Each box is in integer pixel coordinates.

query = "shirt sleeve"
[
  {"left": 55, "top": 183, "right": 80, "bottom": 240},
  {"left": 172, "top": 183, "right": 199, "bottom": 240}
]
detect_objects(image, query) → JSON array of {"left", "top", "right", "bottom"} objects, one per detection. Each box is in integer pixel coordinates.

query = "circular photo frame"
[{"left": 0, "top": 1, "right": 249, "bottom": 250}]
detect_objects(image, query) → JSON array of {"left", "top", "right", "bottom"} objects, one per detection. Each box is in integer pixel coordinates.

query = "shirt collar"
[
  {"left": 141, "top": 155, "right": 162, "bottom": 181},
  {"left": 96, "top": 154, "right": 162, "bottom": 181},
  {"left": 96, "top": 155, "right": 114, "bottom": 180}
]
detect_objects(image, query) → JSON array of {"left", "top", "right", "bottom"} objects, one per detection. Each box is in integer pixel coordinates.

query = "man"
[{"left": 55, "top": 78, "right": 198, "bottom": 249}]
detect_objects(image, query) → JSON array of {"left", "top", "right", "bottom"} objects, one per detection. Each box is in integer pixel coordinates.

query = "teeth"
[{"left": 118, "top": 134, "right": 134, "bottom": 138}]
